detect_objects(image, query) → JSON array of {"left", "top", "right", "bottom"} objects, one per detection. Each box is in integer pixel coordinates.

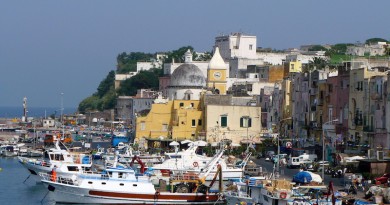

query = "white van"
[
  {"left": 299, "top": 153, "right": 318, "bottom": 162},
  {"left": 287, "top": 156, "right": 314, "bottom": 168},
  {"left": 287, "top": 157, "right": 301, "bottom": 168}
]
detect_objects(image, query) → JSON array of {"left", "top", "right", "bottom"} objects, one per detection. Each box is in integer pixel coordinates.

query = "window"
[
  {"left": 198, "top": 119, "right": 202, "bottom": 126},
  {"left": 190, "top": 103, "right": 194, "bottom": 107},
  {"left": 140, "top": 122, "right": 145, "bottom": 130},
  {"left": 220, "top": 116, "right": 227, "bottom": 127},
  {"left": 162, "top": 124, "right": 168, "bottom": 131},
  {"left": 249, "top": 44, "right": 253, "bottom": 50},
  {"left": 240, "top": 117, "right": 252, "bottom": 128},
  {"left": 191, "top": 120, "right": 196, "bottom": 127},
  {"left": 179, "top": 103, "right": 184, "bottom": 107}
]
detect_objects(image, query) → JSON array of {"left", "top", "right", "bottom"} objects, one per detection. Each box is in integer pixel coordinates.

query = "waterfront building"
[
  {"left": 135, "top": 99, "right": 204, "bottom": 149},
  {"left": 347, "top": 65, "right": 388, "bottom": 154},
  {"left": 325, "top": 64, "right": 350, "bottom": 154},
  {"left": 204, "top": 95, "right": 262, "bottom": 145},
  {"left": 115, "top": 94, "right": 154, "bottom": 132}
]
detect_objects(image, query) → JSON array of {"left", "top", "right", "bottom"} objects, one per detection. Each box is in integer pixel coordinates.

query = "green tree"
[
  {"left": 116, "top": 52, "right": 154, "bottom": 74},
  {"left": 309, "top": 45, "right": 328, "bottom": 51},
  {"left": 164, "top": 46, "right": 194, "bottom": 63},
  {"left": 117, "top": 69, "right": 160, "bottom": 96},
  {"left": 97, "top": 71, "right": 115, "bottom": 98},
  {"left": 306, "top": 57, "right": 329, "bottom": 71},
  {"left": 78, "top": 95, "right": 100, "bottom": 112},
  {"left": 195, "top": 52, "right": 212, "bottom": 61}
]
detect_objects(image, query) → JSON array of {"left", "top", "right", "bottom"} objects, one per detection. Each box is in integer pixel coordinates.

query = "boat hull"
[{"left": 42, "top": 181, "right": 224, "bottom": 204}]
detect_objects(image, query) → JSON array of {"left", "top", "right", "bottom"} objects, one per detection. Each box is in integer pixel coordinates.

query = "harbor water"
[{"left": 0, "top": 157, "right": 55, "bottom": 205}]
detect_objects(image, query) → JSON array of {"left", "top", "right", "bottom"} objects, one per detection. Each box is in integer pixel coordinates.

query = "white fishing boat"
[
  {"left": 102, "top": 143, "right": 164, "bottom": 166},
  {"left": 18, "top": 140, "right": 93, "bottom": 179},
  {"left": 150, "top": 141, "right": 246, "bottom": 181},
  {"left": 39, "top": 149, "right": 226, "bottom": 204},
  {"left": 2, "top": 143, "right": 24, "bottom": 157},
  {"left": 224, "top": 177, "right": 341, "bottom": 205},
  {"left": 27, "top": 148, "right": 43, "bottom": 157}
]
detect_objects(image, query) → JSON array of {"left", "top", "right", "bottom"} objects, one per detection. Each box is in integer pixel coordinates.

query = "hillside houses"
[{"left": 114, "top": 33, "right": 390, "bottom": 159}]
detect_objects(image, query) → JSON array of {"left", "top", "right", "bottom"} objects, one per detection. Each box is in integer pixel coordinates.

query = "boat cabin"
[{"left": 101, "top": 168, "right": 138, "bottom": 181}]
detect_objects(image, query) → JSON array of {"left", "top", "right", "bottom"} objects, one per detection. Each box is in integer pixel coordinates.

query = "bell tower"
[{"left": 207, "top": 47, "right": 227, "bottom": 94}]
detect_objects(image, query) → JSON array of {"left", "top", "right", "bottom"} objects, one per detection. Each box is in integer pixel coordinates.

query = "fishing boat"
[
  {"left": 150, "top": 141, "right": 246, "bottom": 181},
  {"left": 224, "top": 177, "right": 341, "bottom": 205},
  {"left": 3, "top": 144, "right": 23, "bottom": 157},
  {"left": 18, "top": 140, "right": 92, "bottom": 179},
  {"left": 39, "top": 149, "right": 226, "bottom": 204}
]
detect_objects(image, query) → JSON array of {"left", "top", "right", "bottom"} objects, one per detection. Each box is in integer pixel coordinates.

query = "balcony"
[{"left": 363, "top": 126, "right": 374, "bottom": 133}]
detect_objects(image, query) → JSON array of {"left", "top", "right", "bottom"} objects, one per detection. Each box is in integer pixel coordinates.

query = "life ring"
[
  {"left": 193, "top": 162, "right": 199, "bottom": 167},
  {"left": 280, "top": 192, "right": 287, "bottom": 199}
]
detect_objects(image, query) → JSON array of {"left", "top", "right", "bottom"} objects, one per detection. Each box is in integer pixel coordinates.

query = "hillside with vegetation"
[{"left": 78, "top": 46, "right": 211, "bottom": 113}]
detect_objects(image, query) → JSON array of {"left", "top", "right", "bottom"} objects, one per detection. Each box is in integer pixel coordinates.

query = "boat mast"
[{"left": 23, "top": 97, "right": 27, "bottom": 123}]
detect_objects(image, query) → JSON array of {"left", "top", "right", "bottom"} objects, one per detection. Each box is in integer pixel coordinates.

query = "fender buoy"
[
  {"left": 51, "top": 169, "right": 57, "bottom": 182},
  {"left": 280, "top": 192, "right": 287, "bottom": 199},
  {"left": 193, "top": 162, "right": 199, "bottom": 167}
]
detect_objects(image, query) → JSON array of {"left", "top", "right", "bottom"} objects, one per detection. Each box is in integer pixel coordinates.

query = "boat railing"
[
  {"left": 170, "top": 172, "right": 200, "bottom": 181},
  {"left": 39, "top": 172, "right": 78, "bottom": 186},
  {"left": 19, "top": 157, "right": 52, "bottom": 167}
]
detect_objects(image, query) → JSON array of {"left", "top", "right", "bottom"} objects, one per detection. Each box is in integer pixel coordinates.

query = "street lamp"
[
  {"left": 275, "top": 117, "right": 291, "bottom": 179},
  {"left": 322, "top": 119, "right": 338, "bottom": 181}
]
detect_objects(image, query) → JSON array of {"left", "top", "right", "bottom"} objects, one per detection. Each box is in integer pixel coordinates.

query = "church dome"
[
  {"left": 208, "top": 47, "right": 226, "bottom": 70},
  {"left": 170, "top": 64, "right": 206, "bottom": 87}
]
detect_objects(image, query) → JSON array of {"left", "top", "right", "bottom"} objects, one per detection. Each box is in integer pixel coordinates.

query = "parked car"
[
  {"left": 375, "top": 173, "right": 390, "bottom": 184},
  {"left": 317, "top": 161, "right": 330, "bottom": 166}
]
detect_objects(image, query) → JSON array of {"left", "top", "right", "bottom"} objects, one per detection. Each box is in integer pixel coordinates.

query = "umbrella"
[
  {"left": 231, "top": 143, "right": 240, "bottom": 147},
  {"left": 306, "top": 171, "right": 322, "bottom": 183},
  {"left": 169, "top": 141, "right": 179, "bottom": 146},
  {"left": 292, "top": 171, "right": 312, "bottom": 184}
]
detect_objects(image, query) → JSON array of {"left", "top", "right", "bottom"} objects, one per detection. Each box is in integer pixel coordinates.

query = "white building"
[
  {"left": 136, "top": 60, "right": 162, "bottom": 72},
  {"left": 347, "top": 42, "right": 387, "bottom": 56},
  {"left": 115, "top": 72, "right": 138, "bottom": 89},
  {"left": 215, "top": 33, "right": 257, "bottom": 60}
]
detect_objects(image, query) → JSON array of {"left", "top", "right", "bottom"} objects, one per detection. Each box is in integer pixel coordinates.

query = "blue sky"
[{"left": 0, "top": 0, "right": 389, "bottom": 108}]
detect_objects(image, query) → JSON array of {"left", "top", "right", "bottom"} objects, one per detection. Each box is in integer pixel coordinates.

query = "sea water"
[{"left": 0, "top": 157, "right": 55, "bottom": 205}]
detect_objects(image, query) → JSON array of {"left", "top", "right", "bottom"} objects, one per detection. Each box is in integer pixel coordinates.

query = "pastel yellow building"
[
  {"left": 284, "top": 61, "right": 302, "bottom": 75},
  {"left": 135, "top": 100, "right": 204, "bottom": 148},
  {"left": 205, "top": 104, "right": 262, "bottom": 145}
]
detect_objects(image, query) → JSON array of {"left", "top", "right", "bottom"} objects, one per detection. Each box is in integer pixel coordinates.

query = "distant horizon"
[{"left": 0, "top": 106, "right": 77, "bottom": 118}]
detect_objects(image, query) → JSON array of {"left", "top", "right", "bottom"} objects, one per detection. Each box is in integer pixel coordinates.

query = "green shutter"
[
  {"left": 221, "top": 116, "right": 227, "bottom": 127},
  {"left": 240, "top": 117, "right": 243, "bottom": 127},
  {"left": 248, "top": 118, "right": 252, "bottom": 127}
]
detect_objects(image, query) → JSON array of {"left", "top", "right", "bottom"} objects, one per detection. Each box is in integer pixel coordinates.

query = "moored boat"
[
  {"left": 18, "top": 140, "right": 92, "bottom": 179},
  {"left": 39, "top": 149, "right": 227, "bottom": 204}
]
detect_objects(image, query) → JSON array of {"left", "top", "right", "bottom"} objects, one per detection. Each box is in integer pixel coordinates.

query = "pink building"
[{"left": 326, "top": 66, "right": 350, "bottom": 151}]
